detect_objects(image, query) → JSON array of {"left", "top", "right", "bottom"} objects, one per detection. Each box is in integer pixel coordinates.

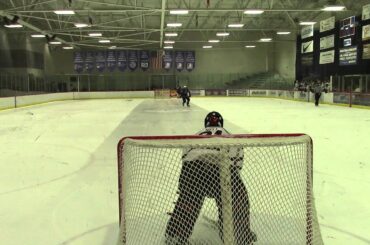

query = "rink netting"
[{"left": 117, "top": 134, "right": 323, "bottom": 245}]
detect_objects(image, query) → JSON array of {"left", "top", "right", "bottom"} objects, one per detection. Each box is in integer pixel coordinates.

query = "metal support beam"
[{"left": 159, "top": 0, "right": 166, "bottom": 48}]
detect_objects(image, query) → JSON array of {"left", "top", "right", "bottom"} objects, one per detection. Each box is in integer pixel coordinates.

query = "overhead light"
[
  {"left": 277, "top": 31, "right": 291, "bottom": 35},
  {"left": 260, "top": 38, "right": 272, "bottom": 42},
  {"left": 216, "top": 32, "right": 229, "bottom": 36},
  {"left": 228, "top": 23, "right": 244, "bottom": 28},
  {"left": 203, "top": 45, "right": 213, "bottom": 49},
  {"left": 49, "top": 41, "right": 62, "bottom": 45},
  {"left": 99, "top": 40, "right": 110, "bottom": 43},
  {"left": 165, "top": 33, "right": 178, "bottom": 37},
  {"left": 245, "top": 45, "right": 256, "bottom": 48},
  {"left": 88, "top": 33, "right": 102, "bottom": 37},
  {"left": 4, "top": 24, "right": 23, "bottom": 28},
  {"left": 208, "top": 39, "right": 220, "bottom": 43},
  {"left": 299, "top": 21, "right": 316, "bottom": 25},
  {"left": 170, "top": 10, "right": 189, "bottom": 15},
  {"left": 74, "top": 23, "right": 88, "bottom": 28},
  {"left": 166, "top": 23, "right": 182, "bottom": 27},
  {"left": 322, "top": 5, "right": 345, "bottom": 11},
  {"left": 63, "top": 46, "right": 74, "bottom": 49},
  {"left": 109, "top": 46, "right": 117, "bottom": 49},
  {"left": 164, "top": 40, "right": 175, "bottom": 44},
  {"left": 244, "top": 9, "right": 264, "bottom": 14},
  {"left": 54, "top": 10, "right": 75, "bottom": 15},
  {"left": 164, "top": 46, "right": 173, "bottom": 49},
  {"left": 31, "top": 34, "right": 45, "bottom": 38}
]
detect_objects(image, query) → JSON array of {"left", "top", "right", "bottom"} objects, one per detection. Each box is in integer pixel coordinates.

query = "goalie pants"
[
  {"left": 165, "top": 160, "right": 253, "bottom": 244},
  {"left": 181, "top": 96, "right": 190, "bottom": 106}
]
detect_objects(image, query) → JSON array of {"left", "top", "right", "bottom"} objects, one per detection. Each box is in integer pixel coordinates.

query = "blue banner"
[
  {"left": 140, "top": 50, "right": 150, "bottom": 71},
  {"left": 106, "top": 50, "right": 117, "bottom": 72},
  {"left": 185, "top": 51, "right": 195, "bottom": 72},
  {"left": 95, "top": 51, "right": 106, "bottom": 72},
  {"left": 84, "top": 51, "right": 95, "bottom": 73},
  {"left": 117, "top": 51, "right": 127, "bottom": 72},
  {"left": 175, "top": 51, "right": 185, "bottom": 72},
  {"left": 73, "top": 52, "right": 84, "bottom": 73},
  {"left": 163, "top": 51, "right": 173, "bottom": 71},
  {"left": 128, "top": 50, "right": 138, "bottom": 71}
]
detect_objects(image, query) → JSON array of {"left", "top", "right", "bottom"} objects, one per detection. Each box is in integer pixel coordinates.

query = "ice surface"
[{"left": 0, "top": 97, "right": 369, "bottom": 245}]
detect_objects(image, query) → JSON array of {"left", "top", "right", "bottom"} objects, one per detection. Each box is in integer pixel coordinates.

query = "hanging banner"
[
  {"left": 301, "top": 54, "right": 313, "bottom": 66},
  {"left": 140, "top": 50, "right": 150, "bottom": 71},
  {"left": 84, "top": 51, "right": 95, "bottom": 73},
  {"left": 185, "top": 51, "right": 195, "bottom": 72},
  {"left": 117, "top": 51, "right": 127, "bottom": 72},
  {"left": 363, "top": 44, "right": 370, "bottom": 59},
  {"left": 320, "top": 35, "right": 335, "bottom": 50},
  {"left": 163, "top": 51, "right": 173, "bottom": 71},
  {"left": 106, "top": 50, "right": 117, "bottom": 72},
  {"left": 175, "top": 51, "right": 185, "bottom": 71},
  {"left": 95, "top": 51, "right": 106, "bottom": 72},
  {"left": 339, "top": 46, "right": 357, "bottom": 65},
  {"left": 343, "top": 38, "right": 352, "bottom": 47},
  {"left": 301, "top": 40, "right": 314, "bottom": 53},
  {"left": 128, "top": 50, "right": 138, "bottom": 71},
  {"left": 320, "top": 50, "right": 335, "bottom": 64},
  {"left": 73, "top": 52, "right": 84, "bottom": 73},
  {"left": 363, "top": 4, "right": 370, "bottom": 21},
  {"left": 320, "top": 16, "right": 335, "bottom": 33},
  {"left": 363, "top": 24, "right": 370, "bottom": 41},
  {"left": 301, "top": 25, "right": 314, "bottom": 39},
  {"left": 340, "top": 16, "right": 356, "bottom": 38}
]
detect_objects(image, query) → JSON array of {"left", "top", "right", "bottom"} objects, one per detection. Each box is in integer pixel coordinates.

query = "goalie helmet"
[{"left": 204, "top": 111, "right": 223, "bottom": 127}]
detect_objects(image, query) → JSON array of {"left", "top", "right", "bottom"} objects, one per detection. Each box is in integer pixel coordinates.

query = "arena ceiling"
[{"left": 0, "top": 0, "right": 368, "bottom": 50}]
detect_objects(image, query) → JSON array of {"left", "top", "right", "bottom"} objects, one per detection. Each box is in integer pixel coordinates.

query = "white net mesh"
[
  {"left": 117, "top": 135, "right": 323, "bottom": 245},
  {"left": 154, "top": 89, "right": 171, "bottom": 98}
]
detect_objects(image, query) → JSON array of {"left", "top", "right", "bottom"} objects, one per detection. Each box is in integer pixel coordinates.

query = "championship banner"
[
  {"left": 185, "top": 51, "right": 195, "bottom": 72},
  {"left": 106, "top": 50, "right": 117, "bottom": 72},
  {"left": 340, "top": 16, "right": 355, "bottom": 38},
  {"left": 301, "top": 40, "right": 314, "bottom": 53},
  {"left": 320, "top": 50, "right": 335, "bottom": 64},
  {"left": 139, "top": 50, "right": 150, "bottom": 71},
  {"left": 320, "top": 16, "right": 335, "bottom": 33},
  {"left": 301, "top": 54, "right": 313, "bottom": 66},
  {"left": 362, "top": 24, "right": 370, "bottom": 41},
  {"left": 301, "top": 25, "right": 314, "bottom": 39},
  {"left": 117, "top": 51, "right": 127, "bottom": 72},
  {"left": 363, "top": 4, "right": 370, "bottom": 21},
  {"left": 175, "top": 51, "right": 185, "bottom": 72},
  {"left": 95, "top": 51, "right": 106, "bottom": 72},
  {"left": 363, "top": 44, "right": 370, "bottom": 59},
  {"left": 128, "top": 50, "right": 138, "bottom": 71},
  {"left": 84, "top": 51, "right": 95, "bottom": 73},
  {"left": 162, "top": 51, "right": 173, "bottom": 71},
  {"left": 320, "top": 35, "right": 335, "bottom": 50},
  {"left": 339, "top": 46, "right": 357, "bottom": 65},
  {"left": 73, "top": 51, "right": 84, "bottom": 73}
]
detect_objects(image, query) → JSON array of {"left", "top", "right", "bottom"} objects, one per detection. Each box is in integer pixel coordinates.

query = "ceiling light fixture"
[
  {"left": 166, "top": 23, "right": 182, "bottom": 27},
  {"left": 299, "top": 21, "right": 316, "bottom": 25},
  {"left": 31, "top": 34, "right": 45, "bottom": 38},
  {"left": 244, "top": 9, "right": 264, "bottom": 14},
  {"left": 164, "top": 40, "right": 175, "bottom": 44},
  {"left": 208, "top": 40, "right": 220, "bottom": 43},
  {"left": 88, "top": 33, "right": 102, "bottom": 37},
  {"left": 165, "top": 33, "right": 178, "bottom": 37},
  {"left": 54, "top": 10, "right": 75, "bottom": 15},
  {"left": 109, "top": 46, "right": 117, "bottom": 49},
  {"left": 169, "top": 10, "right": 189, "bottom": 15},
  {"left": 322, "top": 5, "right": 345, "bottom": 11},
  {"left": 260, "top": 38, "right": 272, "bottom": 42},
  {"left": 228, "top": 23, "right": 244, "bottom": 28},
  {"left": 216, "top": 32, "right": 230, "bottom": 36},
  {"left": 63, "top": 46, "right": 74, "bottom": 49},
  {"left": 245, "top": 45, "right": 256, "bottom": 48},
  {"left": 49, "top": 41, "right": 62, "bottom": 45},
  {"left": 99, "top": 40, "right": 111, "bottom": 43},
  {"left": 4, "top": 24, "right": 23, "bottom": 28},
  {"left": 203, "top": 45, "right": 213, "bottom": 49},
  {"left": 277, "top": 31, "right": 291, "bottom": 35},
  {"left": 74, "top": 23, "right": 88, "bottom": 28},
  {"left": 164, "top": 46, "right": 173, "bottom": 49}
]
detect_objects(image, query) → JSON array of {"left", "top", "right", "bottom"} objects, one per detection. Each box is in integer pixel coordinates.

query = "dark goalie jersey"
[{"left": 181, "top": 127, "right": 244, "bottom": 167}]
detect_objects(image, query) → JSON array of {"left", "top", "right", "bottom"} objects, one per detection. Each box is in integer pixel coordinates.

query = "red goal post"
[{"left": 117, "top": 134, "right": 323, "bottom": 245}]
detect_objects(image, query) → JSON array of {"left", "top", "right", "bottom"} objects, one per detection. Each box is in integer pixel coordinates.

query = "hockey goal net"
[{"left": 117, "top": 134, "right": 323, "bottom": 245}]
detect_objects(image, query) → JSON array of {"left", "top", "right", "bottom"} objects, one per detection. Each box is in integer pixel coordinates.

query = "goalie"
[{"left": 165, "top": 111, "right": 257, "bottom": 245}]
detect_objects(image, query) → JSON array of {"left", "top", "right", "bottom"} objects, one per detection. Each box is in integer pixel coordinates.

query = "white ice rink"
[{"left": 0, "top": 97, "right": 369, "bottom": 245}]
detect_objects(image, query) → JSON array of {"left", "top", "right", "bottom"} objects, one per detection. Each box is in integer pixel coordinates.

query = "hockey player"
[
  {"left": 165, "top": 111, "right": 257, "bottom": 245},
  {"left": 312, "top": 81, "right": 325, "bottom": 106},
  {"left": 180, "top": 85, "right": 191, "bottom": 107}
]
